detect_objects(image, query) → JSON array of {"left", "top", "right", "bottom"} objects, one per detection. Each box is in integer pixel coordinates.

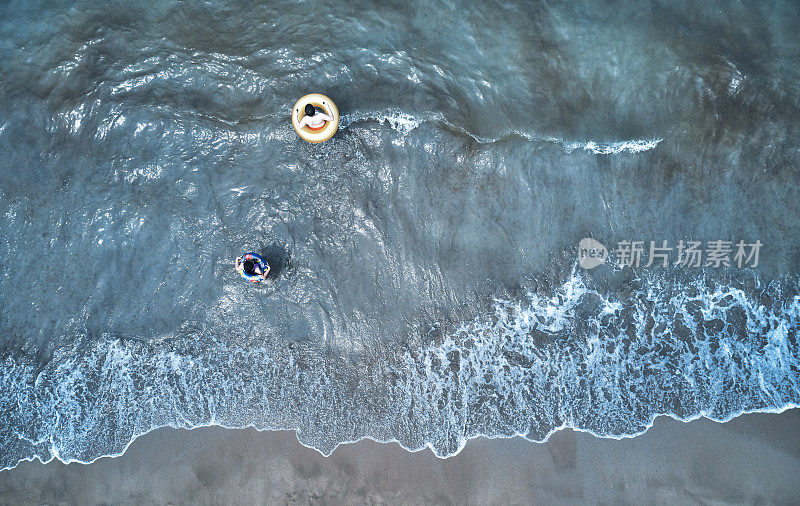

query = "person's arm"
[
  {"left": 319, "top": 104, "right": 334, "bottom": 122},
  {"left": 297, "top": 114, "right": 310, "bottom": 128},
  {"left": 235, "top": 257, "right": 243, "bottom": 271}
]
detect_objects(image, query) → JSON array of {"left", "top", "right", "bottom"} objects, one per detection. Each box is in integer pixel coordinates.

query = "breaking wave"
[{"left": 3, "top": 268, "right": 797, "bottom": 469}]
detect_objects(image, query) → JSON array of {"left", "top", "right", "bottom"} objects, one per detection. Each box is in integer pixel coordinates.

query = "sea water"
[{"left": 1, "top": 0, "right": 799, "bottom": 467}]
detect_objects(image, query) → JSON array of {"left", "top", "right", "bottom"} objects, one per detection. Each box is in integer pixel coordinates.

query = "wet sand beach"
[{"left": 2, "top": 409, "right": 798, "bottom": 504}]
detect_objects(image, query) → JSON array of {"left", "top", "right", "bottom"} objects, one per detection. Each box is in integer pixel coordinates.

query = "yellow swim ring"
[{"left": 291, "top": 93, "right": 339, "bottom": 143}]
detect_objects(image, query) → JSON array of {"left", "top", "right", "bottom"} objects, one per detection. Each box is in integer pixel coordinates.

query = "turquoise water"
[{"left": 1, "top": 0, "right": 799, "bottom": 467}]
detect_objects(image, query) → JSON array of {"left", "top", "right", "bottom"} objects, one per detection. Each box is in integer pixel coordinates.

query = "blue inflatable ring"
[{"left": 240, "top": 253, "right": 269, "bottom": 283}]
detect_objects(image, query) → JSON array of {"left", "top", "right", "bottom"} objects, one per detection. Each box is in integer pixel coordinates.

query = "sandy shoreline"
[{"left": 1, "top": 409, "right": 798, "bottom": 504}]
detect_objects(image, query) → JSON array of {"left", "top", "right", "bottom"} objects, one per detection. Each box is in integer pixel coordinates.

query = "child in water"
[
  {"left": 297, "top": 103, "right": 334, "bottom": 130},
  {"left": 235, "top": 255, "right": 269, "bottom": 281}
]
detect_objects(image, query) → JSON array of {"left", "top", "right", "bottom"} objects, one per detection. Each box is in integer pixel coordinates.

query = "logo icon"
[{"left": 578, "top": 238, "right": 608, "bottom": 269}]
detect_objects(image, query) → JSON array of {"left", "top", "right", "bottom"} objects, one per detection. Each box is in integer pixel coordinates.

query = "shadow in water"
[{"left": 259, "top": 243, "right": 291, "bottom": 280}]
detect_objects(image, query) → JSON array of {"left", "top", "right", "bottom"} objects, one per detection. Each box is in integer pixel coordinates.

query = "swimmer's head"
[
  {"left": 305, "top": 104, "right": 316, "bottom": 117},
  {"left": 243, "top": 259, "right": 255, "bottom": 274}
]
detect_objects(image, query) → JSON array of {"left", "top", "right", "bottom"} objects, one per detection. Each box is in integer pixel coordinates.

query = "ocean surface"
[{"left": 1, "top": 0, "right": 799, "bottom": 468}]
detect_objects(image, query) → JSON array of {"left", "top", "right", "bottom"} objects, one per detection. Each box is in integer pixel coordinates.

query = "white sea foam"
[
  {"left": 339, "top": 110, "right": 423, "bottom": 134},
  {"left": 563, "top": 138, "right": 663, "bottom": 154},
  {"left": 339, "top": 112, "right": 662, "bottom": 157},
  {"left": 2, "top": 270, "right": 798, "bottom": 468}
]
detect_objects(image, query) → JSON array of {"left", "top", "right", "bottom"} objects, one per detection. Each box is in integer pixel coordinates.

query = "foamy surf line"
[
  {"left": 5, "top": 404, "right": 800, "bottom": 473},
  {"left": 336, "top": 111, "right": 663, "bottom": 154},
  {"left": 339, "top": 110, "right": 423, "bottom": 134},
  {"left": 2, "top": 270, "right": 798, "bottom": 469},
  {"left": 562, "top": 138, "right": 663, "bottom": 154}
]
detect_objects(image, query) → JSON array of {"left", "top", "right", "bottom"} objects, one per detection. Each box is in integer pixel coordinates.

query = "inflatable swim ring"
[
  {"left": 239, "top": 252, "right": 270, "bottom": 283},
  {"left": 291, "top": 93, "right": 339, "bottom": 143}
]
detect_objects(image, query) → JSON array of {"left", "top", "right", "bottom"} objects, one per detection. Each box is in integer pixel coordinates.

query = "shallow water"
[{"left": 1, "top": 0, "right": 799, "bottom": 466}]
